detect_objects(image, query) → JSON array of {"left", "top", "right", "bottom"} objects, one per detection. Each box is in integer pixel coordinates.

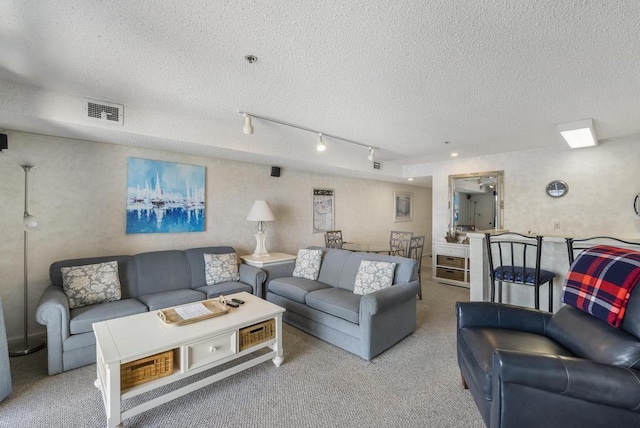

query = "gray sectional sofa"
[
  {"left": 266, "top": 246, "right": 419, "bottom": 360},
  {"left": 36, "top": 246, "right": 265, "bottom": 375}
]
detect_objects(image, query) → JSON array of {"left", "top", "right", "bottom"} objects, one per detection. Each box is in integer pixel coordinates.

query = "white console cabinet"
[{"left": 432, "top": 243, "right": 470, "bottom": 288}]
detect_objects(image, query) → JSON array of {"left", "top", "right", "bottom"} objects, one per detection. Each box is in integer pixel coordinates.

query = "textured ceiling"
[{"left": 1, "top": 1, "right": 639, "bottom": 186}]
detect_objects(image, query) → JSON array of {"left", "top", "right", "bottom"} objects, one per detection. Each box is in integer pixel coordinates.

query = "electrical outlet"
[{"left": 553, "top": 220, "right": 560, "bottom": 229}]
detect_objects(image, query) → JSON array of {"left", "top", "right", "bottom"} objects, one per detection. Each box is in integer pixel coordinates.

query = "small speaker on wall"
[
  {"left": 271, "top": 166, "right": 281, "bottom": 177},
  {"left": 0, "top": 134, "right": 7, "bottom": 151}
]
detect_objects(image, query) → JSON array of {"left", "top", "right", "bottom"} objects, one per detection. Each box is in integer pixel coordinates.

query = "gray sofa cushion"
[
  {"left": 196, "top": 281, "right": 252, "bottom": 298},
  {"left": 308, "top": 246, "right": 352, "bottom": 288},
  {"left": 69, "top": 298, "right": 148, "bottom": 334},
  {"left": 138, "top": 289, "right": 206, "bottom": 311},
  {"left": 268, "top": 277, "right": 332, "bottom": 303},
  {"left": 50, "top": 255, "right": 138, "bottom": 299},
  {"left": 305, "top": 288, "right": 361, "bottom": 324},
  {"left": 135, "top": 250, "right": 191, "bottom": 295},
  {"left": 185, "top": 246, "right": 237, "bottom": 288}
]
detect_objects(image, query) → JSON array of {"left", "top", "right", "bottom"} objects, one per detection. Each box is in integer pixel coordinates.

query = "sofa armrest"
[
  {"left": 238, "top": 264, "right": 267, "bottom": 297},
  {"left": 261, "top": 261, "right": 296, "bottom": 282},
  {"left": 494, "top": 350, "right": 640, "bottom": 412},
  {"left": 35, "top": 285, "right": 71, "bottom": 375},
  {"left": 456, "top": 301, "right": 552, "bottom": 336},
  {"left": 360, "top": 280, "right": 420, "bottom": 317}
]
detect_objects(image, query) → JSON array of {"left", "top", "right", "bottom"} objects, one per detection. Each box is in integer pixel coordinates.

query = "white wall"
[
  {"left": 0, "top": 132, "right": 432, "bottom": 342},
  {"left": 406, "top": 134, "right": 640, "bottom": 243}
]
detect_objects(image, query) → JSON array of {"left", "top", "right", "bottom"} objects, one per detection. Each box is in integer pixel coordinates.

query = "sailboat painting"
[{"left": 126, "top": 158, "right": 206, "bottom": 234}]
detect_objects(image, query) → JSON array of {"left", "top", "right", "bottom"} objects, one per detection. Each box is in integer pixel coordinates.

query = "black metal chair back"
[
  {"left": 566, "top": 236, "right": 640, "bottom": 264},
  {"left": 324, "top": 230, "right": 343, "bottom": 249},
  {"left": 485, "top": 232, "right": 556, "bottom": 311},
  {"left": 408, "top": 235, "right": 425, "bottom": 299}
]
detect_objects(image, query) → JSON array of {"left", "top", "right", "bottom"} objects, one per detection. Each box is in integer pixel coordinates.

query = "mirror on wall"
[{"left": 449, "top": 170, "right": 504, "bottom": 233}]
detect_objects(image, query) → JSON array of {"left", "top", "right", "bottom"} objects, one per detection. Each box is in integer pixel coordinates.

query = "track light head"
[
  {"left": 243, "top": 114, "right": 254, "bottom": 135},
  {"left": 316, "top": 133, "right": 327, "bottom": 152},
  {"left": 367, "top": 147, "right": 375, "bottom": 161}
]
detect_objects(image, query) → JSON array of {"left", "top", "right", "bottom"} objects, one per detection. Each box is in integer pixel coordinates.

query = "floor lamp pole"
[{"left": 10, "top": 165, "right": 45, "bottom": 357}]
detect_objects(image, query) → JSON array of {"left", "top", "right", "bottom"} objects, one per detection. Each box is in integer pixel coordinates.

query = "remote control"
[
  {"left": 226, "top": 301, "right": 240, "bottom": 308},
  {"left": 231, "top": 298, "right": 245, "bottom": 304}
]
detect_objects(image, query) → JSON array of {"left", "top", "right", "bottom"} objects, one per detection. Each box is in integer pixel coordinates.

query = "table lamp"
[{"left": 246, "top": 200, "right": 276, "bottom": 258}]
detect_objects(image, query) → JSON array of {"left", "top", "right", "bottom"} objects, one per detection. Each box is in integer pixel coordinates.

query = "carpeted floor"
[{"left": 0, "top": 270, "right": 484, "bottom": 428}]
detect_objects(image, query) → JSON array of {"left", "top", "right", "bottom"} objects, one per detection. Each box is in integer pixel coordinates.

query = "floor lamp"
[{"left": 10, "top": 165, "right": 45, "bottom": 356}]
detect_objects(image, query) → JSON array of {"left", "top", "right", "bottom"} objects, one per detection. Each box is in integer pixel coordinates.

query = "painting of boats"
[{"left": 126, "top": 158, "right": 205, "bottom": 233}]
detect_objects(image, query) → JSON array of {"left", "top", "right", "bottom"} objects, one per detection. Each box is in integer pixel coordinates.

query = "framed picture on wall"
[
  {"left": 312, "top": 188, "right": 335, "bottom": 233},
  {"left": 126, "top": 158, "right": 206, "bottom": 233},
  {"left": 394, "top": 192, "right": 413, "bottom": 222}
]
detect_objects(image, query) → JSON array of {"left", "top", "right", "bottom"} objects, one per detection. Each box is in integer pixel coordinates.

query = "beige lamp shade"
[{"left": 246, "top": 200, "right": 276, "bottom": 222}]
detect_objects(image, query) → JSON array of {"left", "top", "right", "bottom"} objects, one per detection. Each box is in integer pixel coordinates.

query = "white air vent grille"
[{"left": 83, "top": 99, "right": 124, "bottom": 125}]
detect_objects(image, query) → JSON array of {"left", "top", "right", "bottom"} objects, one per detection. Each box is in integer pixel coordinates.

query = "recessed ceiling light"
[
  {"left": 557, "top": 118, "right": 597, "bottom": 148},
  {"left": 407, "top": 178, "right": 414, "bottom": 181},
  {"left": 451, "top": 152, "right": 459, "bottom": 157}
]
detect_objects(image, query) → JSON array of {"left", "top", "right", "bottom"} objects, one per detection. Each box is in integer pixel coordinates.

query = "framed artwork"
[
  {"left": 126, "top": 158, "right": 206, "bottom": 234},
  {"left": 394, "top": 192, "right": 413, "bottom": 222},
  {"left": 312, "top": 188, "right": 335, "bottom": 233}
]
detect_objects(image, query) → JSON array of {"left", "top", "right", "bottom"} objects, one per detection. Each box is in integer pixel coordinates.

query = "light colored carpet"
[{"left": 0, "top": 274, "right": 484, "bottom": 428}]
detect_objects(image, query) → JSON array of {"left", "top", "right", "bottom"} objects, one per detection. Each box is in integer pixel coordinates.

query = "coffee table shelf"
[{"left": 93, "top": 292, "right": 284, "bottom": 428}]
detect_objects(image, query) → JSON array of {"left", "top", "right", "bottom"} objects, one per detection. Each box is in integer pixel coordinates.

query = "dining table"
[{"left": 342, "top": 242, "right": 395, "bottom": 254}]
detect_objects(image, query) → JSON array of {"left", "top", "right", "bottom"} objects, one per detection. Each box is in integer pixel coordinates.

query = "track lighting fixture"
[
  {"left": 242, "top": 114, "right": 254, "bottom": 135},
  {"left": 367, "top": 147, "right": 375, "bottom": 161},
  {"left": 238, "top": 110, "right": 376, "bottom": 161},
  {"left": 316, "top": 134, "right": 327, "bottom": 152}
]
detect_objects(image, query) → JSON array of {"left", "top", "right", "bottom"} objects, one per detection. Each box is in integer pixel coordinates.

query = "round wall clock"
[{"left": 546, "top": 180, "right": 568, "bottom": 198}]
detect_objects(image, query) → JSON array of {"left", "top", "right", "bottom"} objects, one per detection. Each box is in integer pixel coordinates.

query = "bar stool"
[{"left": 485, "top": 232, "right": 555, "bottom": 311}]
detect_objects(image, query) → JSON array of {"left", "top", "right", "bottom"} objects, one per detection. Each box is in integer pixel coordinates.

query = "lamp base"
[
  {"left": 9, "top": 340, "right": 45, "bottom": 357},
  {"left": 252, "top": 232, "right": 270, "bottom": 258}
]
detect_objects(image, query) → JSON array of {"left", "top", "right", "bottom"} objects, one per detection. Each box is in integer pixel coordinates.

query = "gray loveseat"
[
  {"left": 36, "top": 246, "right": 265, "bottom": 375},
  {"left": 266, "top": 246, "right": 419, "bottom": 360}
]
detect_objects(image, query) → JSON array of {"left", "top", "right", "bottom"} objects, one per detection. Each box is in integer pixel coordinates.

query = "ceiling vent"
[{"left": 83, "top": 99, "right": 124, "bottom": 125}]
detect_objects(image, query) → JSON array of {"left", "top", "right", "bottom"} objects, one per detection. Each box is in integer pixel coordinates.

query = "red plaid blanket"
[{"left": 563, "top": 245, "right": 640, "bottom": 327}]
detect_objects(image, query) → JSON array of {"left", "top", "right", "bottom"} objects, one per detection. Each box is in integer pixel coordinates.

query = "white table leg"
[
  {"left": 105, "top": 360, "right": 122, "bottom": 428},
  {"left": 272, "top": 314, "right": 284, "bottom": 367}
]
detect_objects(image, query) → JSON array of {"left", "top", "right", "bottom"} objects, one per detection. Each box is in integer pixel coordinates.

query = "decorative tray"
[{"left": 157, "top": 296, "right": 230, "bottom": 326}]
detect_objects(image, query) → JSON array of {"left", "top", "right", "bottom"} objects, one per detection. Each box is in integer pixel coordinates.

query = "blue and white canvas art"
[{"left": 126, "top": 158, "right": 205, "bottom": 234}]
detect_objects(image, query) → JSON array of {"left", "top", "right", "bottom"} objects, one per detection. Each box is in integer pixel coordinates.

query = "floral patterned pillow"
[
  {"left": 292, "top": 249, "right": 323, "bottom": 280},
  {"left": 353, "top": 260, "right": 397, "bottom": 295},
  {"left": 204, "top": 253, "right": 240, "bottom": 285},
  {"left": 61, "top": 261, "right": 122, "bottom": 309}
]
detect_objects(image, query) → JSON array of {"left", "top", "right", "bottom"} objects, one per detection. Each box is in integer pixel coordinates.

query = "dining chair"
[
  {"left": 408, "top": 235, "right": 425, "bottom": 299},
  {"left": 485, "top": 232, "right": 556, "bottom": 311},
  {"left": 389, "top": 231, "right": 413, "bottom": 257},
  {"left": 324, "top": 230, "right": 343, "bottom": 249}
]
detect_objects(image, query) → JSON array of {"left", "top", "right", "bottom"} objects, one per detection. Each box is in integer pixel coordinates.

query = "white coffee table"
[{"left": 92, "top": 292, "right": 284, "bottom": 428}]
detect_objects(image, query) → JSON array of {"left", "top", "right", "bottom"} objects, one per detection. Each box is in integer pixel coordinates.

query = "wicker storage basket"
[
  {"left": 121, "top": 349, "right": 174, "bottom": 389},
  {"left": 239, "top": 319, "right": 276, "bottom": 351}
]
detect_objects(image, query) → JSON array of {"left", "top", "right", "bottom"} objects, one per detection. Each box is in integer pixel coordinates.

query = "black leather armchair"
[{"left": 456, "top": 292, "right": 640, "bottom": 427}]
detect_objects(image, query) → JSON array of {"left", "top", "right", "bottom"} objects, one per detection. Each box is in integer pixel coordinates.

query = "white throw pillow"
[
  {"left": 61, "top": 261, "right": 122, "bottom": 309},
  {"left": 204, "top": 253, "right": 240, "bottom": 285},
  {"left": 353, "top": 260, "right": 397, "bottom": 295},
  {"left": 292, "top": 249, "right": 323, "bottom": 280}
]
